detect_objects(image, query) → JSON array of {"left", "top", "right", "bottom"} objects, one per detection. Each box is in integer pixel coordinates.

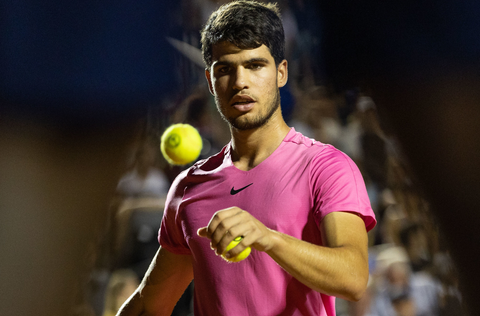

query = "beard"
[{"left": 216, "top": 88, "right": 281, "bottom": 131}]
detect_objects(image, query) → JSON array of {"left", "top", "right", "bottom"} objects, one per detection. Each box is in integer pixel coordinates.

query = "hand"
[{"left": 197, "top": 207, "right": 275, "bottom": 258}]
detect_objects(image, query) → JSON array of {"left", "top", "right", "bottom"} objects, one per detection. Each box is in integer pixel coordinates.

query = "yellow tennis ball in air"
[
  {"left": 160, "top": 124, "right": 202, "bottom": 165},
  {"left": 222, "top": 236, "right": 252, "bottom": 262}
]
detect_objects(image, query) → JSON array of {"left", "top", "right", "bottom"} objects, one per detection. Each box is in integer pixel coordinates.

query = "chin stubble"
[{"left": 216, "top": 88, "right": 281, "bottom": 131}]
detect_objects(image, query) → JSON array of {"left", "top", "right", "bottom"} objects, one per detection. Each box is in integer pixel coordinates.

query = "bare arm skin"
[
  {"left": 197, "top": 208, "right": 369, "bottom": 301},
  {"left": 116, "top": 247, "right": 193, "bottom": 316}
]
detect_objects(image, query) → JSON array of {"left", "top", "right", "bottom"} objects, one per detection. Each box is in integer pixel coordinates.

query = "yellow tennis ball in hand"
[
  {"left": 160, "top": 124, "right": 202, "bottom": 165},
  {"left": 222, "top": 236, "right": 252, "bottom": 262}
]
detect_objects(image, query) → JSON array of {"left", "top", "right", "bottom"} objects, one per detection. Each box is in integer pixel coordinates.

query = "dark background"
[{"left": 1, "top": 0, "right": 479, "bottom": 315}]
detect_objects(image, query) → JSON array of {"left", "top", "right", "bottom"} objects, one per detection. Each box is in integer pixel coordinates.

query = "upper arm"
[
  {"left": 321, "top": 212, "right": 369, "bottom": 277},
  {"left": 311, "top": 149, "right": 376, "bottom": 232},
  {"left": 321, "top": 211, "right": 368, "bottom": 248},
  {"left": 139, "top": 247, "right": 194, "bottom": 315}
]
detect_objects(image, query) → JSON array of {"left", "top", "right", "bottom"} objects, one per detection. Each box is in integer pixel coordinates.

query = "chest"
[{"left": 177, "top": 162, "right": 318, "bottom": 246}]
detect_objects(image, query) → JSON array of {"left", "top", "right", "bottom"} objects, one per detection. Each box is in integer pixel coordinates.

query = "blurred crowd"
[{"left": 76, "top": 1, "right": 465, "bottom": 316}]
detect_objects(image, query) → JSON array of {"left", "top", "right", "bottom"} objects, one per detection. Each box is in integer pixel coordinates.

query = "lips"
[{"left": 230, "top": 95, "right": 256, "bottom": 112}]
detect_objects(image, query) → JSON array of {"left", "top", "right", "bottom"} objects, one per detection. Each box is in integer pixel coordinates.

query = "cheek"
[
  {"left": 256, "top": 72, "right": 278, "bottom": 89},
  {"left": 213, "top": 78, "right": 229, "bottom": 96},
  {"left": 258, "top": 80, "right": 278, "bottom": 99}
]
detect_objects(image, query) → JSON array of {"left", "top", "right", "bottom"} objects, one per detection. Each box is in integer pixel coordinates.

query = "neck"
[{"left": 230, "top": 111, "right": 290, "bottom": 171}]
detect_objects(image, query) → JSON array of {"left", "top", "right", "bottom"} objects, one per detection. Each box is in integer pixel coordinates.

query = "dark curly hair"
[{"left": 200, "top": 0, "right": 285, "bottom": 69}]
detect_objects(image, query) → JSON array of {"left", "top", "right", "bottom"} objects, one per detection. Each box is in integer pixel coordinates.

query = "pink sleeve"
[
  {"left": 311, "top": 146, "right": 376, "bottom": 232},
  {"left": 158, "top": 171, "right": 192, "bottom": 255}
]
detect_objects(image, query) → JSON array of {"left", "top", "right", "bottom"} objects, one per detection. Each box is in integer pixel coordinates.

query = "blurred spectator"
[
  {"left": 111, "top": 139, "right": 169, "bottom": 279},
  {"left": 289, "top": 0, "right": 324, "bottom": 86},
  {"left": 399, "top": 223, "right": 431, "bottom": 273},
  {"left": 111, "top": 129, "right": 197, "bottom": 316},
  {"left": 368, "top": 246, "right": 441, "bottom": 316},
  {"left": 277, "top": 0, "right": 300, "bottom": 63},
  {"left": 289, "top": 85, "right": 339, "bottom": 142},
  {"left": 76, "top": 136, "right": 172, "bottom": 315},
  {"left": 116, "top": 138, "right": 169, "bottom": 198},
  {"left": 357, "top": 95, "right": 388, "bottom": 192},
  {"left": 328, "top": 88, "right": 465, "bottom": 316},
  {"left": 432, "top": 252, "right": 465, "bottom": 316},
  {"left": 102, "top": 269, "right": 139, "bottom": 316}
]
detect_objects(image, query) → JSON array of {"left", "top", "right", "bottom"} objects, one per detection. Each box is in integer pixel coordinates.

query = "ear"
[
  {"left": 277, "top": 59, "right": 288, "bottom": 88},
  {"left": 205, "top": 68, "right": 215, "bottom": 96}
]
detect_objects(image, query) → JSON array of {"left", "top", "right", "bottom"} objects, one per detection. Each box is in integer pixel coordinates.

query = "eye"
[
  {"left": 216, "top": 66, "right": 231, "bottom": 74},
  {"left": 248, "top": 63, "right": 263, "bottom": 70}
]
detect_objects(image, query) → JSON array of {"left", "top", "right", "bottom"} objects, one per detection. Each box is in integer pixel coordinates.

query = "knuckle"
[{"left": 217, "top": 222, "right": 227, "bottom": 231}]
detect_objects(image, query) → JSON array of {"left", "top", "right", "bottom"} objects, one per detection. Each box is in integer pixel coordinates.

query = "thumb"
[{"left": 197, "top": 227, "right": 209, "bottom": 238}]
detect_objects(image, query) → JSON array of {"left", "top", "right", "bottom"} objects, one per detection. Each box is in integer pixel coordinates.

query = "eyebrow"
[
  {"left": 245, "top": 57, "right": 270, "bottom": 64},
  {"left": 213, "top": 57, "right": 270, "bottom": 67}
]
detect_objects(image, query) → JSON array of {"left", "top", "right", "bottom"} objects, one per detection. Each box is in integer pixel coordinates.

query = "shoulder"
[
  {"left": 313, "top": 145, "right": 357, "bottom": 171},
  {"left": 169, "top": 144, "right": 229, "bottom": 188},
  {"left": 309, "top": 145, "right": 363, "bottom": 189},
  {"left": 283, "top": 127, "right": 326, "bottom": 150},
  {"left": 282, "top": 127, "right": 353, "bottom": 168},
  {"left": 279, "top": 128, "right": 328, "bottom": 163},
  {"left": 164, "top": 145, "right": 229, "bottom": 212}
]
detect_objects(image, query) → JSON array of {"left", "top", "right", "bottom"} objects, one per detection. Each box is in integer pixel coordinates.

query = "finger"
[
  {"left": 207, "top": 208, "right": 243, "bottom": 248},
  {"left": 197, "top": 227, "right": 208, "bottom": 238},
  {"left": 205, "top": 207, "right": 241, "bottom": 236},
  {"left": 215, "top": 221, "right": 254, "bottom": 255},
  {"left": 222, "top": 218, "right": 273, "bottom": 255},
  {"left": 211, "top": 228, "right": 235, "bottom": 255}
]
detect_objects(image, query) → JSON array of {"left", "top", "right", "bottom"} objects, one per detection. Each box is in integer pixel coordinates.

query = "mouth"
[{"left": 230, "top": 95, "right": 256, "bottom": 112}]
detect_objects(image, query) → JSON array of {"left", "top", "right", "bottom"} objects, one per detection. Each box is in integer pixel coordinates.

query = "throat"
[
  {"left": 232, "top": 153, "right": 269, "bottom": 171},
  {"left": 228, "top": 110, "right": 291, "bottom": 170}
]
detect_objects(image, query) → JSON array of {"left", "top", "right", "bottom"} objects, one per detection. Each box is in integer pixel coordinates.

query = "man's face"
[{"left": 205, "top": 42, "right": 288, "bottom": 130}]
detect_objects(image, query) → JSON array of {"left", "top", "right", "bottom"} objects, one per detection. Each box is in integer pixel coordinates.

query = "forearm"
[
  {"left": 266, "top": 229, "right": 369, "bottom": 301},
  {"left": 198, "top": 208, "right": 370, "bottom": 301},
  {"left": 117, "top": 290, "right": 144, "bottom": 316},
  {"left": 117, "top": 282, "right": 183, "bottom": 316},
  {"left": 117, "top": 248, "right": 194, "bottom": 316}
]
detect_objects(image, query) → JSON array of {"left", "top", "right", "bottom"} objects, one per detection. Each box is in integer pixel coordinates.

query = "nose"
[{"left": 232, "top": 67, "right": 248, "bottom": 91}]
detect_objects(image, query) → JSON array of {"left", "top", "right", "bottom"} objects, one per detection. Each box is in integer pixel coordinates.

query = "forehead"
[{"left": 211, "top": 42, "right": 274, "bottom": 64}]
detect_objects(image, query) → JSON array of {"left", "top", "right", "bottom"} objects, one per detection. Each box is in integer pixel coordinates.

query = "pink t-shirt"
[{"left": 159, "top": 128, "right": 376, "bottom": 316}]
